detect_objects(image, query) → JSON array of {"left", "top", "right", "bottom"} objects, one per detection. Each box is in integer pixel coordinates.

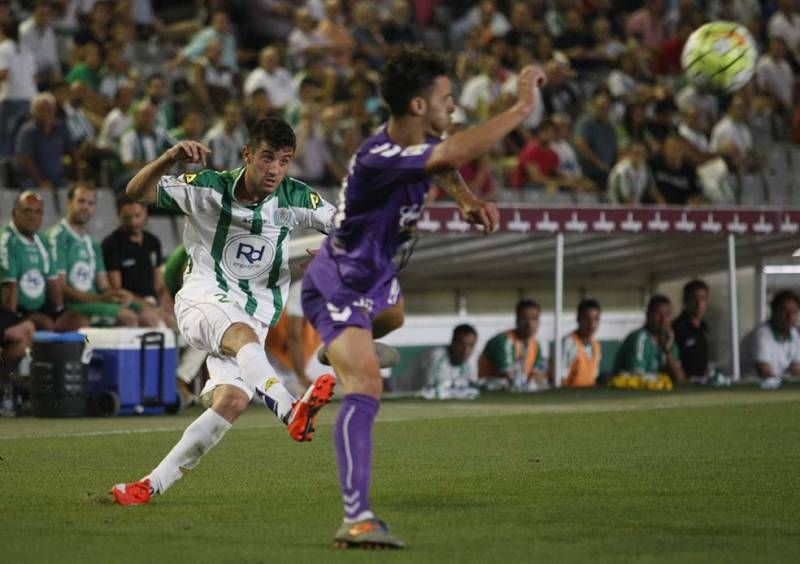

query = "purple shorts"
[{"left": 302, "top": 246, "right": 401, "bottom": 346}]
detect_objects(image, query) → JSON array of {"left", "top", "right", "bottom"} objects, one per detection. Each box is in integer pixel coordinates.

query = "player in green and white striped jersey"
[{"left": 111, "top": 118, "right": 338, "bottom": 506}]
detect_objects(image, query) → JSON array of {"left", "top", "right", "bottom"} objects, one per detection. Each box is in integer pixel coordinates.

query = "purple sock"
[{"left": 334, "top": 393, "right": 380, "bottom": 521}]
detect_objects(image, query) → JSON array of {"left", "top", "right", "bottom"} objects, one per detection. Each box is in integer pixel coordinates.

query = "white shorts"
[{"left": 175, "top": 285, "right": 270, "bottom": 400}]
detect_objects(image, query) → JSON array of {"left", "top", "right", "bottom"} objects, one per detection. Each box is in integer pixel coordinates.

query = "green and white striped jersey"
[{"left": 156, "top": 167, "right": 335, "bottom": 326}]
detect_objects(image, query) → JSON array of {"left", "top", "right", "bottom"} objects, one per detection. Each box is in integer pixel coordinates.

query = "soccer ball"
[{"left": 681, "top": 21, "right": 757, "bottom": 93}]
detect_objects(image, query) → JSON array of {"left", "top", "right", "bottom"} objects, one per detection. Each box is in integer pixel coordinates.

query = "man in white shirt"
[
  {"left": 459, "top": 53, "right": 504, "bottom": 122},
  {"left": 18, "top": 1, "right": 61, "bottom": 87},
  {"left": 419, "top": 324, "right": 480, "bottom": 400},
  {"left": 741, "top": 289, "right": 800, "bottom": 389},
  {"left": 710, "top": 94, "right": 754, "bottom": 169},
  {"left": 0, "top": 21, "right": 38, "bottom": 156},
  {"left": 756, "top": 37, "right": 794, "bottom": 113},
  {"left": 97, "top": 82, "right": 135, "bottom": 150},
  {"left": 287, "top": 7, "right": 328, "bottom": 71},
  {"left": 767, "top": 0, "right": 800, "bottom": 54},
  {"left": 243, "top": 46, "right": 296, "bottom": 112},
  {"left": 202, "top": 101, "right": 248, "bottom": 171},
  {"left": 676, "top": 84, "right": 719, "bottom": 134}
]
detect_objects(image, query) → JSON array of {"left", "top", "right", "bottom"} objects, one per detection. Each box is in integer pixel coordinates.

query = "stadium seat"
[
  {"left": 738, "top": 174, "right": 766, "bottom": 206},
  {"left": 87, "top": 188, "right": 118, "bottom": 241},
  {"left": 0, "top": 188, "right": 18, "bottom": 225},
  {"left": 148, "top": 216, "right": 178, "bottom": 254}
]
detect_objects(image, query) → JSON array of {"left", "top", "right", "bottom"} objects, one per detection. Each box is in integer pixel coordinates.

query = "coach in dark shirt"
[
  {"left": 672, "top": 279, "right": 710, "bottom": 378},
  {"left": 647, "top": 135, "right": 704, "bottom": 206},
  {"left": 101, "top": 193, "right": 173, "bottom": 327}
]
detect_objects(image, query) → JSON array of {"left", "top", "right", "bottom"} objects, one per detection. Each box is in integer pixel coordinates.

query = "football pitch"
[{"left": 2, "top": 386, "right": 799, "bottom": 563}]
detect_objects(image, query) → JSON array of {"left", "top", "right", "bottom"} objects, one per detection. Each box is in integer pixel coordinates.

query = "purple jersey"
[{"left": 328, "top": 126, "right": 439, "bottom": 290}]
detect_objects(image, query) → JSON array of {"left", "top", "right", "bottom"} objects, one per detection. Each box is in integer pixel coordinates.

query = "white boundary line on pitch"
[{"left": 0, "top": 392, "right": 798, "bottom": 441}]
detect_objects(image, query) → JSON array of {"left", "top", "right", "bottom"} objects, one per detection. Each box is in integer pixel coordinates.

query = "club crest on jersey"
[
  {"left": 222, "top": 234, "right": 276, "bottom": 280},
  {"left": 69, "top": 260, "right": 94, "bottom": 292},
  {"left": 19, "top": 268, "right": 45, "bottom": 299},
  {"left": 272, "top": 207, "right": 294, "bottom": 227}
]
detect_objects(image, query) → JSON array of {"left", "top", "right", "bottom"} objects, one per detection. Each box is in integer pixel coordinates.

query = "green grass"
[{"left": 2, "top": 387, "right": 799, "bottom": 563}]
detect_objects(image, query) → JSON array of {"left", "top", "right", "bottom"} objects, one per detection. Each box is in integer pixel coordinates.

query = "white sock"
[
  {"left": 344, "top": 510, "right": 375, "bottom": 524},
  {"left": 236, "top": 342, "right": 295, "bottom": 420},
  {"left": 147, "top": 408, "right": 231, "bottom": 494}
]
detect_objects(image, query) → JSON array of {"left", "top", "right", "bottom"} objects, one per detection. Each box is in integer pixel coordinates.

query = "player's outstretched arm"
[
  {"left": 433, "top": 169, "right": 499, "bottom": 235},
  {"left": 426, "top": 65, "right": 547, "bottom": 174},
  {"left": 125, "top": 141, "right": 211, "bottom": 205}
]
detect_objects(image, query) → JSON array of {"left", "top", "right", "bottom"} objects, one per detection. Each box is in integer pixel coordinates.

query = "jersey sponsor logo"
[
  {"left": 272, "top": 207, "right": 295, "bottom": 227},
  {"left": 19, "top": 268, "right": 45, "bottom": 299},
  {"left": 69, "top": 260, "right": 94, "bottom": 292},
  {"left": 221, "top": 234, "right": 276, "bottom": 280}
]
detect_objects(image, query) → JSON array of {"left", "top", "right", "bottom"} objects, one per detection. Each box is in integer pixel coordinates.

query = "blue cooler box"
[{"left": 80, "top": 328, "right": 178, "bottom": 415}]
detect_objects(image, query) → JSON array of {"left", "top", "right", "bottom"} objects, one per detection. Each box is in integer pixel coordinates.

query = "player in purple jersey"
[{"left": 302, "top": 48, "right": 546, "bottom": 549}]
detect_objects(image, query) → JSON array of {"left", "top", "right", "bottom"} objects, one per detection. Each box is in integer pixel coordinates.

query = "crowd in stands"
[{"left": 0, "top": 0, "right": 798, "bottom": 204}]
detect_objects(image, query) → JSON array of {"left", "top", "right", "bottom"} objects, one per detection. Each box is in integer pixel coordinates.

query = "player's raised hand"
[
  {"left": 462, "top": 201, "right": 500, "bottom": 236},
  {"left": 514, "top": 65, "right": 547, "bottom": 115},
  {"left": 167, "top": 141, "right": 211, "bottom": 167}
]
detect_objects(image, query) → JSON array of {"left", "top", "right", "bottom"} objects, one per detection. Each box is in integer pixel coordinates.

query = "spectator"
[
  {"left": 587, "top": 16, "right": 626, "bottom": 69},
  {"left": 676, "top": 84, "right": 719, "bottom": 134},
  {"left": 741, "top": 289, "right": 800, "bottom": 389},
  {"left": 451, "top": 0, "right": 511, "bottom": 49},
  {"left": 710, "top": 93, "right": 756, "bottom": 171},
  {"left": 653, "top": 19, "right": 693, "bottom": 76},
  {"left": 243, "top": 46, "right": 295, "bottom": 113},
  {"left": 142, "top": 73, "right": 176, "bottom": 134},
  {"left": 350, "top": 1, "right": 386, "bottom": 70},
  {"left": 18, "top": 0, "right": 60, "bottom": 89},
  {"left": 287, "top": 7, "right": 328, "bottom": 71},
  {"left": 626, "top": 0, "right": 667, "bottom": 51},
  {"left": 644, "top": 97, "right": 678, "bottom": 153},
  {"left": 190, "top": 37, "right": 236, "bottom": 117},
  {"left": 677, "top": 105, "right": 713, "bottom": 163},
  {"left": 0, "top": 191, "right": 83, "bottom": 332},
  {"left": 478, "top": 299, "right": 549, "bottom": 392},
  {"left": 672, "top": 279, "right": 711, "bottom": 379},
  {"left": 608, "top": 140, "right": 656, "bottom": 204},
  {"left": 432, "top": 106, "right": 493, "bottom": 199},
  {"left": 203, "top": 101, "right": 247, "bottom": 172},
  {"left": 73, "top": 0, "right": 113, "bottom": 50},
  {"left": 316, "top": 0, "right": 355, "bottom": 67},
  {"left": 756, "top": 37, "right": 794, "bottom": 114},
  {"left": 98, "top": 43, "right": 133, "bottom": 103},
  {"left": 0, "top": 17, "right": 37, "bottom": 157},
  {"left": 419, "top": 324, "right": 480, "bottom": 400},
  {"left": 574, "top": 89, "right": 618, "bottom": 188},
  {"left": 101, "top": 193, "right": 173, "bottom": 328},
  {"left": 615, "top": 102, "right": 648, "bottom": 151},
  {"left": 551, "top": 113, "right": 586, "bottom": 183},
  {"left": 647, "top": 134, "right": 703, "bottom": 205},
  {"left": 513, "top": 119, "right": 594, "bottom": 192},
  {"left": 15, "top": 92, "right": 76, "bottom": 190},
  {"left": 171, "top": 11, "right": 239, "bottom": 72},
  {"left": 614, "top": 294, "right": 686, "bottom": 383},
  {"left": 169, "top": 110, "right": 206, "bottom": 142},
  {"left": 47, "top": 183, "right": 137, "bottom": 327},
  {"left": 97, "top": 82, "right": 135, "bottom": 150},
  {"left": 558, "top": 298, "right": 602, "bottom": 388},
  {"left": 380, "top": 0, "right": 420, "bottom": 51},
  {"left": 288, "top": 99, "right": 339, "bottom": 185},
  {"left": 459, "top": 52, "right": 504, "bottom": 122},
  {"left": 118, "top": 101, "right": 170, "bottom": 172},
  {"left": 65, "top": 41, "right": 102, "bottom": 94},
  {"left": 553, "top": 8, "right": 592, "bottom": 69},
  {"left": 767, "top": 0, "right": 800, "bottom": 57}
]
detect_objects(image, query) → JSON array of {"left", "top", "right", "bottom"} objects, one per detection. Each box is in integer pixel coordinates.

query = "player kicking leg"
[{"left": 111, "top": 118, "right": 339, "bottom": 506}]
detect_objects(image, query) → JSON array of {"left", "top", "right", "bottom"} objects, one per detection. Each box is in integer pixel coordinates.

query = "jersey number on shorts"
[{"left": 214, "top": 292, "right": 229, "bottom": 303}]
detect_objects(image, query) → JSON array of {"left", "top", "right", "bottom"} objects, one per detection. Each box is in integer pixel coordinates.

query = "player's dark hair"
[
  {"left": 682, "top": 279, "right": 709, "bottom": 304},
  {"left": 646, "top": 294, "right": 671, "bottom": 315},
  {"left": 67, "top": 182, "right": 95, "bottom": 201},
  {"left": 577, "top": 298, "right": 601, "bottom": 320},
  {"left": 770, "top": 289, "right": 800, "bottom": 313},
  {"left": 516, "top": 299, "right": 541, "bottom": 317},
  {"left": 452, "top": 324, "right": 477, "bottom": 342},
  {"left": 380, "top": 48, "right": 449, "bottom": 117},
  {"left": 247, "top": 117, "right": 296, "bottom": 153},
  {"left": 116, "top": 192, "right": 144, "bottom": 213}
]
